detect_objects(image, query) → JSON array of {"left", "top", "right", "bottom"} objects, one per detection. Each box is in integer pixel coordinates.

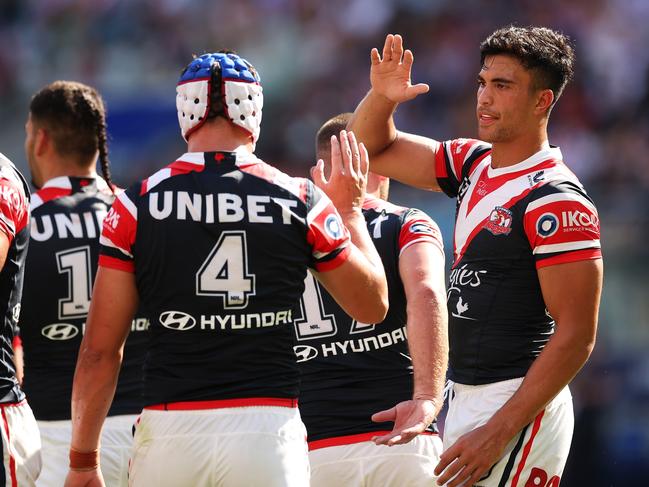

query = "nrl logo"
[{"left": 484, "top": 206, "right": 513, "bottom": 235}]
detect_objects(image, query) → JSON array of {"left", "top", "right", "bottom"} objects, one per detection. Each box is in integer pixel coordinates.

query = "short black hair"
[
  {"left": 480, "top": 26, "right": 575, "bottom": 106},
  {"left": 315, "top": 112, "right": 352, "bottom": 160},
  {"left": 29, "top": 80, "right": 113, "bottom": 189}
]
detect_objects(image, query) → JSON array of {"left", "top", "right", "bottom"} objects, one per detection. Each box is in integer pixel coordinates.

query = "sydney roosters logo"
[{"left": 485, "top": 206, "right": 512, "bottom": 235}]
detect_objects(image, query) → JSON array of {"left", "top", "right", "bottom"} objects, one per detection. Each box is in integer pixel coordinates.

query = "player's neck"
[
  {"left": 39, "top": 158, "right": 96, "bottom": 186},
  {"left": 187, "top": 120, "right": 254, "bottom": 154},
  {"left": 490, "top": 131, "right": 550, "bottom": 169}
]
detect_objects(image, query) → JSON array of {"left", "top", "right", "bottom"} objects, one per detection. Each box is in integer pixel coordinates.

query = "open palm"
[{"left": 370, "top": 34, "right": 429, "bottom": 104}]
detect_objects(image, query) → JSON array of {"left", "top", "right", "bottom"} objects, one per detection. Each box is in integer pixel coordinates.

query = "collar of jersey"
[
  {"left": 487, "top": 146, "right": 562, "bottom": 178},
  {"left": 174, "top": 148, "right": 260, "bottom": 169},
  {"left": 40, "top": 175, "right": 108, "bottom": 191}
]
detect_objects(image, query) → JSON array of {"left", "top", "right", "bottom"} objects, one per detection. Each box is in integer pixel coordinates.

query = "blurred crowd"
[{"left": 1, "top": 1, "right": 647, "bottom": 484}]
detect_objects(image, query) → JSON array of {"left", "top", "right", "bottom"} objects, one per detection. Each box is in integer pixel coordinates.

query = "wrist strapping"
[{"left": 69, "top": 448, "right": 99, "bottom": 471}]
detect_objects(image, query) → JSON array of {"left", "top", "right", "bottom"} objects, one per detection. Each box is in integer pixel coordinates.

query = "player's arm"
[
  {"left": 0, "top": 234, "right": 23, "bottom": 386},
  {"left": 347, "top": 34, "right": 441, "bottom": 191},
  {"left": 311, "top": 131, "right": 388, "bottom": 324},
  {"left": 435, "top": 258, "right": 603, "bottom": 486},
  {"left": 65, "top": 267, "right": 138, "bottom": 487},
  {"left": 372, "top": 235, "right": 448, "bottom": 445}
]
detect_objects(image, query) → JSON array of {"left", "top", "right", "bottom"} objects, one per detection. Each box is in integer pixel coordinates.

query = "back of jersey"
[
  {"left": 20, "top": 176, "right": 148, "bottom": 420},
  {"left": 99, "top": 151, "right": 350, "bottom": 406},
  {"left": 0, "top": 154, "right": 30, "bottom": 403}
]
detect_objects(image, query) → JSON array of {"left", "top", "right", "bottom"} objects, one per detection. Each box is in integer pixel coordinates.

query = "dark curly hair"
[
  {"left": 480, "top": 26, "right": 575, "bottom": 108},
  {"left": 29, "top": 80, "right": 113, "bottom": 191}
]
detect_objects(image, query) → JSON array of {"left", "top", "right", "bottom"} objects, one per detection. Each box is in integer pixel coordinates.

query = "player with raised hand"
[
  {"left": 64, "top": 51, "right": 388, "bottom": 487},
  {"left": 298, "top": 113, "right": 448, "bottom": 487},
  {"left": 19, "top": 81, "right": 148, "bottom": 487},
  {"left": 349, "top": 29, "right": 603, "bottom": 487}
]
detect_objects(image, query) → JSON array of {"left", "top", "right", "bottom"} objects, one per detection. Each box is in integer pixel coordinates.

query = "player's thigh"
[
  {"left": 100, "top": 414, "right": 137, "bottom": 487},
  {"left": 471, "top": 387, "right": 574, "bottom": 487},
  {"left": 2, "top": 402, "right": 42, "bottom": 487}
]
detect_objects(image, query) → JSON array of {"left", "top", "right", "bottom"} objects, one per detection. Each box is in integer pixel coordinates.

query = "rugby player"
[
  {"left": 297, "top": 113, "right": 448, "bottom": 487},
  {"left": 64, "top": 52, "right": 388, "bottom": 487},
  {"left": 19, "top": 81, "right": 148, "bottom": 487},
  {"left": 348, "top": 29, "right": 603, "bottom": 487},
  {"left": 0, "top": 150, "right": 41, "bottom": 483}
]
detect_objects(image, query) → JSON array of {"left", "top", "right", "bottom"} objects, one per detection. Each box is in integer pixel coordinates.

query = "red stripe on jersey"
[
  {"left": 99, "top": 255, "right": 135, "bottom": 273},
  {"left": 0, "top": 406, "right": 17, "bottom": 487},
  {"left": 238, "top": 161, "right": 308, "bottom": 202},
  {"left": 399, "top": 217, "right": 443, "bottom": 254},
  {"left": 465, "top": 149, "right": 491, "bottom": 180},
  {"left": 144, "top": 397, "right": 298, "bottom": 411},
  {"left": 511, "top": 409, "right": 545, "bottom": 487},
  {"left": 308, "top": 430, "right": 437, "bottom": 451},
  {"left": 465, "top": 159, "right": 556, "bottom": 216},
  {"left": 101, "top": 196, "right": 137, "bottom": 260},
  {"left": 536, "top": 248, "right": 602, "bottom": 269},
  {"left": 168, "top": 160, "right": 206, "bottom": 174},
  {"left": 434, "top": 141, "right": 448, "bottom": 178},
  {"left": 11, "top": 335, "right": 21, "bottom": 350},
  {"left": 34, "top": 186, "right": 72, "bottom": 205},
  {"left": 313, "top": 245, "right": 351, "bottom": 272}
]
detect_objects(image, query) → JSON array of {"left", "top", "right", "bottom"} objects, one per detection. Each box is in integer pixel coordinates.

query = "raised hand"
[
  {"left": 371, "top": 398, "right": 438, "bottom": 446},
  {"left": 311, "top": 130, "right": 369, "bottom": 214},
  {"left": 370, "top": 34, "right": 430, "bottom": 104}
]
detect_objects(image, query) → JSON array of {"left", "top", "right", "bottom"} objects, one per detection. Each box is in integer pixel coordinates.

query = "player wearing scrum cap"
[{"left": 64, "top": 51, "right": 388, "bottom": 487}]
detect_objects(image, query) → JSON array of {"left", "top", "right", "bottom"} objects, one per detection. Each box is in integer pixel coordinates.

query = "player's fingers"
[
  {"left": 359, "top": 143, "right": 369, "bottom": 178},
  {"left": 382, "top": 34, "right": 394, "bottom": 61},
  {"left": 447, "top": 464, "right": 476, "bottom": 487},
  {"left": 407, "top": 83, "right": 430, "bottom": 98},
  {"left": 392, "top": 34, "right": 404, "bottom": 63},
  {"left": 347, "top": 131, "right": 360, "bottom": 177},
  {"left": 403, "top": 49, "right": 414, "bottom": 69},
  {"left": 373, "top": 432, "right": 401, "bottom": 446},
  {"left": 339, "top": 129, "right": 352, "bottom": 176},
  {"left": 434, "top": 444, "right": 460, "bottom": 476},
  {"left": 371, "top": 47, "right": 381, "bottom": 65},
  {"left": 371, "top": 406, "right": 396, "bottom": 423},
  {"left": 436, "top": 458, "right": 465, "bottom": 486},
  {"left": 330, "top": 134, "right": 343, "bottom": 177},
  {"left": 311, "top": 160, "right": 327, "bottom": 188},
  {"left": 463, "top": 466, "right": 488, "bottom": 487}
]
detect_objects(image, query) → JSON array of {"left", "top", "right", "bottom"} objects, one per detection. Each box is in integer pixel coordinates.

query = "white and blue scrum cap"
[{"left": 176, "top": 52, "right": 263, "bottom": 142}]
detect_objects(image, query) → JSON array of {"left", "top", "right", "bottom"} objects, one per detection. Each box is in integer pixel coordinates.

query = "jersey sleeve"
[
  {"left": 523, "top": 187, "right": 601, "bottom": 269},
  {"left": 434, "top": 138, "right": 491, "bottom": 198},
  {"left": 99, "top": 187, "right": 138, "bottom": 272},
  {"left": 0, "top": 177, "right": 28, "bottom": 243},
  {"left": 398, "top": 208, "right": 444, "bottom": 257},
  {"left": 305, "top": 183, "right": 351, "bottom": 272}
]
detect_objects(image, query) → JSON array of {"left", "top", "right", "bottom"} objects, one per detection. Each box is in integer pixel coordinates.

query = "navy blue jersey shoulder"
[
  {"left": 297, "top": 199, "right": 441, "bottom": 442},
  {"left": 99, "top": 151, "right": 350, "bottom": 406},
  {"left": 19, "top": 177, "right": 148, "bottom": 419}
]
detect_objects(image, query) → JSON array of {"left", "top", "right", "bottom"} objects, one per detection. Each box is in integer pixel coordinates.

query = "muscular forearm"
[
  {"left": 342, "top": 208, "right": 384, "bottom": 280},
  {"left": 487, "top": 325, "right": 594, "bottom": 440},
  {"left": 407, "top": 288, "right": 448, "bottom": 411},
  {"left": 70, "top": 347, "right": 122, "bottom": 451},
  {"left": 347, "top": 90, "right": 398, "bottom": 157}
]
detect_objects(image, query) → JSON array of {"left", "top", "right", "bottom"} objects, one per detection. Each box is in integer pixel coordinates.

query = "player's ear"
[
  {"left": 535, "top": 89, "right": 554, "bottom": 116},
  {"left": 35, "top": 127, "right": 49, "bottom": 157}
]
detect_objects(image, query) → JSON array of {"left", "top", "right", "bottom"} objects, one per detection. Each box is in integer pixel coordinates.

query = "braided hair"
[{"left": 29, "top": 81, "right": 114, "bottom": 192}]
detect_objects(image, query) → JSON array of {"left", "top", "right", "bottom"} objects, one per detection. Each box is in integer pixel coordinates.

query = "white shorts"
[
  {"left": 0, "top": 400, "right": 41, "bottom": 487},
  {"left": 129, "top": 401, "right": 309, "bottom": 487},
  {"left": 37, "top": 414, "right": 137, "bottom": 487},
  {"left": 443, "top": 378, "right": 573, "bottom": 487},
  {"left": 309, "top": 432, "right": 442, "bottom": 487}
]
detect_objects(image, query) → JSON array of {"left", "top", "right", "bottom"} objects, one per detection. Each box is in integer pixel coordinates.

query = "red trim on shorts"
[
  {"left": 0, "top": 400, "right": 26, "bottom": 408},
  {"left": 144, "top": 397, "right": 298, "bottom": 411},
  {"left": 1, "top": 406, "right": 18, "bottom": 487},
  {"left": 511, "top": 409, "right": 546, "bottom": 487},
  {"left": 308, "top": 430, "right": 437, "bottom": 451}
]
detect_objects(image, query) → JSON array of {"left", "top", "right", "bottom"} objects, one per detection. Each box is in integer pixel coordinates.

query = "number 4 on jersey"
[{"left": 196, "top": 231, "right": 256, "bottom": 309}]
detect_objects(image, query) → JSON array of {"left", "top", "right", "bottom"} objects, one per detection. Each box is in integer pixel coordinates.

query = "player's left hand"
[
  {"left": 371, "top": 398, "right": 438, "bottom": 446},
  {"left": 434, "top": 422, "right": 510, "bottom": 486}
]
